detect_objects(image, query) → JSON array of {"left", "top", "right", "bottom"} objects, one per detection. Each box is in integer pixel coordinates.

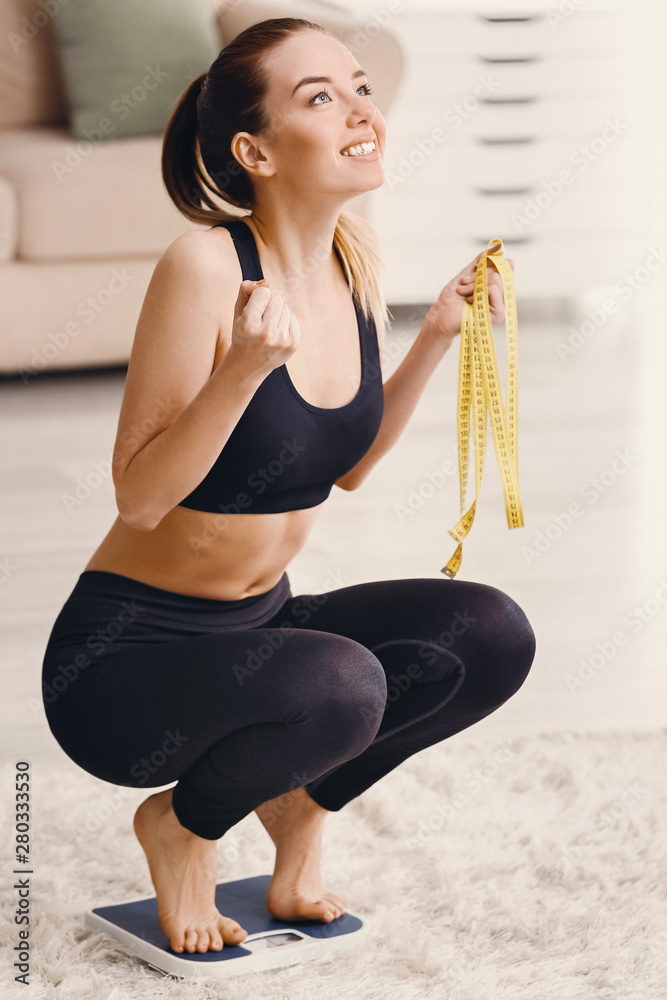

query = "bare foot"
[
  {"left": 255, "top": 786, "right": 346, "bottom": 923},
  {"left": 134, "top": 788, "right": 248, "bottom": 954}
]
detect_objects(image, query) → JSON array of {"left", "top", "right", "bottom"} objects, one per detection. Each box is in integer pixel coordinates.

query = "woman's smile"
[{"left": 339, "top": 138, "right": 380, "bottom": 161}]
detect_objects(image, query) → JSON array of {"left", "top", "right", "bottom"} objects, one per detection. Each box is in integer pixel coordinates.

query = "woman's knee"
[
  {"left": 305, "top": 634, "right": 387, "bottom": 751},
  {"left": 464, "top": 583, "right": 536, "bottom": 702}
]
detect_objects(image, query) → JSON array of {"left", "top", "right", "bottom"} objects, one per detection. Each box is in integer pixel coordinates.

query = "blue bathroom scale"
[{"left": 84, "top": 874, "right": 368, "bottom": 979}]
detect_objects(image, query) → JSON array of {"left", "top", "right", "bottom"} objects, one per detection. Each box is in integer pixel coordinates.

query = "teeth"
[{"left": 342, "top": 140, "right": 376, "bottom": 156}]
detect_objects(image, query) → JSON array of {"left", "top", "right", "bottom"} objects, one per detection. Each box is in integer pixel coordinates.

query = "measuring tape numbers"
[{"left": 441, "top": 237, "right": 524, "bottom": 578}]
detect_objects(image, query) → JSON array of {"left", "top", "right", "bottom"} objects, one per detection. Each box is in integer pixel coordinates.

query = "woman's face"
[{"left": 239, "top": 29, "right": 386, "bottom": 197}]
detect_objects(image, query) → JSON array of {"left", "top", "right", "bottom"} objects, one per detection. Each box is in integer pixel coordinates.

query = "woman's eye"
[{"left": 310, "top": 83, "right": 373, "bottom": 105}]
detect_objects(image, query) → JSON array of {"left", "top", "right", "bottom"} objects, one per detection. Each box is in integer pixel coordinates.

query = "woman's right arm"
[{"left": 112, "top": 230, "right": 298, "bottom": 531}]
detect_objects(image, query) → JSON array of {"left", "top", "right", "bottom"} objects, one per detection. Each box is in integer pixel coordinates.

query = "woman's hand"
[
  {"left": 421, "top": 247, "right": 515, "bottom": 346},
  {"left": 228, "top": 278, "right": 302, "bottom": 378}
]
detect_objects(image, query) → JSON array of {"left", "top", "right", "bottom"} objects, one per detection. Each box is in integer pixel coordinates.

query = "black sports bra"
[{"left": 177, "top": 219, "right": 384, "bottom": 515}]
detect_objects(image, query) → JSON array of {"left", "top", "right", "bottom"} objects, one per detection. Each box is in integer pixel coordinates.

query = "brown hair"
[{"left": 161, "top": 16, "right": 391, "bottom": 334}]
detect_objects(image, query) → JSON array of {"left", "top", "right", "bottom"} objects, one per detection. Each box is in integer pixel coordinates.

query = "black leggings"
[{"left": 41, "top": 569, "right": 536, "bottom": 840}]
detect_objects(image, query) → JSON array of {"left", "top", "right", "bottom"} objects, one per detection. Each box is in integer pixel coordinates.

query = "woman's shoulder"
[{"left": 159, "top": 223, "right": 241, "bottom": 282}]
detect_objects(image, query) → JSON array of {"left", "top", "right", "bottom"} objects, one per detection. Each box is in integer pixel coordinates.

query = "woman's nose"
[{"left": 349, "top": 104, "right": 375, "bottom": 126}]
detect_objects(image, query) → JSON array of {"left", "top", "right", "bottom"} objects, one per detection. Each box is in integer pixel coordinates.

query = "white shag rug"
[{"left": 1, "top": 728, "right": 665, "bottom": 1000}]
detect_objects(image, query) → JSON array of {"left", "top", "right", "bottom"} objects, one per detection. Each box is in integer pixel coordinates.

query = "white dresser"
[{"left": 358, "top": 4, "right": 655, "bottom": 305}]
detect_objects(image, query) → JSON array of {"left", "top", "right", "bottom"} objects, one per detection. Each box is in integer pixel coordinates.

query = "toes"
[
  {"left": 195, "top": 930, "right": 210, "bottom": 953},
  {"left": 175, "top": 921, "right": 242, "bottom": 954},
  {"left": 183, "top": 928, "right": 198, "bottom": 953},
  {"left": 220, "top": 917, "right": 247, "bottom": 944},
  {"left": 315, "top": 899, "right": 342, "bottom": 922},
  {"left": 322, "top": 892, "right": 345, "bottom": 918},
  {"left": 166, "top": 923, "right": 185, "bottom": 953},
  {"left": 265, "top": 887, "right": 346, "bottom": 925},
  {"left": 209, "top": 931, "right": 224, "bottom": 951}
]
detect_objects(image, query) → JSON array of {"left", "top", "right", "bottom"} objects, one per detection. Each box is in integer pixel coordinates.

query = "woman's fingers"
[
  {"left": 460, "top": 255, "right": 514, "bottom": 282},
  {"left": 459, "top": 268, "right": 504, "bottom": 287},
  {"left": 276, "top": 300, "right": 291, "bottom": 338},
  {"left": 487, "top": 282, "right": 506, "bottom": 315},
  {"left": 260, "top": 289, "right": 286, "bottom": 327},
  {"left": 457, "top": 274, "right": 505, "bottom": 308},
  {"left": 452, "top": 251, "right": 514, "bottom": 313}
]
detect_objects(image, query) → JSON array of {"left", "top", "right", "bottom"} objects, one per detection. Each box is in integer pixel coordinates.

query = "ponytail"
[{"left": 161, "top": 72, "right": 240, "bottom": 227}]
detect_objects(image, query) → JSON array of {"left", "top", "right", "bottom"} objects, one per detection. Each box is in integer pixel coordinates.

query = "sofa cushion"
[
  {"left": 0, "top": 0, "right": 69, "bottom": 129},
  {"left": 50, "top": 0, "right": 221, "bottom": 140},
  {"left": 0, "top": 128, "right": 206, "bottom": 261}
]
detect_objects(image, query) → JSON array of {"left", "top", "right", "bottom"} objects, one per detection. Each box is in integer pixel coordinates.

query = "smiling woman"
[
  {"left": 41, "top": 14, "right": 535, "bottom": 965},
  {"left": 162, "top": 17, "right": 390, "bottom": 338}
]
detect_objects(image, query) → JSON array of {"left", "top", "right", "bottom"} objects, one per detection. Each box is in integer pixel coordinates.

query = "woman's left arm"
[{"left": 336, "top": 246, "right": 513, "bottom": 491}]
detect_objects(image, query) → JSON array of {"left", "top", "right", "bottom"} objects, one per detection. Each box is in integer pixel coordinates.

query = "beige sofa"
[{"left": 0, "top": 0, "right": 403, "bottom": 377}]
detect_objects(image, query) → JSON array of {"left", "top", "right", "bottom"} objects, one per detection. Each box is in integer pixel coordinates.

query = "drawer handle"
[
  {"left": 478, "top": 136, "right": 537, "bottom": 145},
  {"left": 479, "top": 56, "right": 540, "bottom": 63},
  {"left": 480, "top": 15, "right": 541, "bottom": 22},
  {"left": 472, "top": 236, "right": 533, "bottom": 245},
  {"left": 480, "top": 96, "right": 538, "bottom": 104},
  {"left": 476, "top": 187, "right": 533, "bottom": 195}
]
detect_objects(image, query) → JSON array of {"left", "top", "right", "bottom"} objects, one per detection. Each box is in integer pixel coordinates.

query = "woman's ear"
[{"left": 231, "top": 133, "right": 275, "bottom": 179}]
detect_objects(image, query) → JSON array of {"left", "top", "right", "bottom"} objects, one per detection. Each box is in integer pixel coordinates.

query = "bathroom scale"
[{"left": 84, "top": 874, "right": 368, "bottom": 979}]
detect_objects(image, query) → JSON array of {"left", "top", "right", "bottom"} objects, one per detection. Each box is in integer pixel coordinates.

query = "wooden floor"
[{"left": 2, "top": 297, "right": 666, "bottom": 769}]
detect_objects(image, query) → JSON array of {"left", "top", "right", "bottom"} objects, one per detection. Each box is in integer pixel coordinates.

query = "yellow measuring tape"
[{"left": 441, "top": 237, "right": 524, "bottom": 578}]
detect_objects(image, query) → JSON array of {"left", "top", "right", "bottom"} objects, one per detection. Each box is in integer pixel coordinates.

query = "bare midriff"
[{"left": 83, "top": 502, "right": 325, "bottom": 600}]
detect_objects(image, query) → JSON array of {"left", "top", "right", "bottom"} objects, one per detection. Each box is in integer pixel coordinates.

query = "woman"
[{"left": 41, "top": 18, "right": 536, "bottom": 957}]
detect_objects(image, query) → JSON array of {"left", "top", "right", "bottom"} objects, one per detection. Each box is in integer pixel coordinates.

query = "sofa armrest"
[{"left": 0, "top": 175, "right": 17, "bottom": 263}]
